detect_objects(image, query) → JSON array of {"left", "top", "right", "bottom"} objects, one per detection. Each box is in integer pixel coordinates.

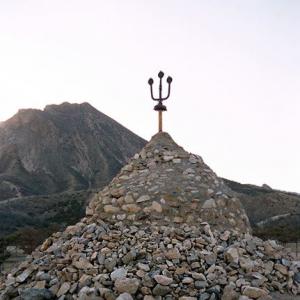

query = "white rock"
[
  {"left": 136, "top": 195, "right": 151, "bottom": 203},
  {"left": 202, "top": 199, "right": 216, "bottom": 209},
  {"left": 111, "top": 268, "right": 127, "bottom": 281}
]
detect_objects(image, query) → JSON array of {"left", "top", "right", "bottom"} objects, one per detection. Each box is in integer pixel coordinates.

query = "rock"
[
  {"left": 79, "top": 274, "right": 91, "bottom": 287},
  {"left": 137, "top": 263, "right": 150, "bottom": 272},
  {"left": 225, "top": 247, "right": 239, "bottom": 264},
  {"left": 151, "top": 201, "right": 162, "bottom": 213},
  {"left": 78, "top": 286, "right": 101, "bottom": 300},
  {"left": 56, "top": 282, "right": 71, "bottom": 297},
  {"left": 73, "top": 258, "right": 94, "bottom": 270},
  {"left": 104, "top": 205, "right": 120, "bottom": 213},
  {"left": 34, "top": 281, "right": 46, "bottom": 289},
  {"left": 202, "top": 199, "right": 216, "bottom": 209},
  {"left": 220, "top": 231, "right": 231, "bottom": 241},
  {"left": 111, "top": 268, "right": 127, "bottom": 281},
  {"left": 20, "top": 288, "right": 54, "bottom": 300},
  {"left": 136, "top": 195, "right": 150, "bottom": 203},
  {"left": 16, "top": 268, "right": 34, "bottom": 283},
  {"left": 242, "top": 286, "right": 268, "bottom": 299},
  {"left": 124, "top": 194, "right": 134, "bottom": 204},
  {"left": 122, "top": 250, "right": 137, "bottom": 264},
  {"left": 115, "top": 278, "right": 140, "bottom": 294},
  {"left": 274, "top": 264, "right": 288, "bottom": 275},
  {"left": 105, "top": 257, "right": 118, "bottom": 271},
  {"left": 204, "top": 252, "right": 217, "bottom": 265},
  {"left": 116, "top": 293, "right": 133, "bottom": 300},
  {"left": 222, "top": 283, "right": 239, "bottom": 300},
  {"left": 165, "top": 248, "right": 181, "bottom": 260},
  {"left": 195, "top": 280, "right": 207, "bottom": 289},
  {"left": 182, "top": 277, "right": 193, "bottom": 284},
  {"left": 121, "top": 204, "right": 141, "bottom": 213},
  {"left": 153, "top": 275, "right": 173, "bottom": 285},
  {"left": 152, "top": 284, "right": 171, "bottom": 296},
  {"left": 294, "top": 272, "right": 300, "bottom": 284}
]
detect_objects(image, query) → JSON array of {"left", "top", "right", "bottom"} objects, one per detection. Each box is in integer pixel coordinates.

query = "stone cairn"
[{"left": 0, "top": 132, "right": 299, "bottom": 300}]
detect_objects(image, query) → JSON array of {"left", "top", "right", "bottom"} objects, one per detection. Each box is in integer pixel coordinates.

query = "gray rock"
[
  {"left": 152, "top": 284, "right": 171, "bottom": 296},
  {"left": 20, "top": 288, "right": 54, "bottom": 300},
  {"left": 153, "top": 275, "right": 173, "bottom": 285},
  {"left": 115, "top": 278, "right": 140, "bottom": 294},
  {"left": 111, "top": 268, "right": 127, "bottom": 281},
  {"left": 116, "top": 293, "right": 133, "bottom": 300}
]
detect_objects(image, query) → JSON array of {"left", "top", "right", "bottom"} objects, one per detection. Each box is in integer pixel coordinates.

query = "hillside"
[
  {"left": 223, "top": 179, "right": 300, "bottom": 242},
  {"left": 0, "top": 102, "right": 146, "bottom": 201}
]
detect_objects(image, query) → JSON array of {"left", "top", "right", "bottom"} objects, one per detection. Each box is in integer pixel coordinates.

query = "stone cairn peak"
[
  {"left": 0, "top": 133, "right": 299, "bottom": 300},
  {"left": 86, "top": 132, "right": 250, "bottom": 233}
]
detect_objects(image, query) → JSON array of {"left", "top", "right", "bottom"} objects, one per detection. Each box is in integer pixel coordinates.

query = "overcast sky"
[{"left": 0, "top": 0, "right": 299, "bottom": 192}]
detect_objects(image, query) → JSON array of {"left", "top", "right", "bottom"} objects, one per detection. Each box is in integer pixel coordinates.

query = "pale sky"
[{"left": 0, "top": 0, "right": 299, "bottom": 192}]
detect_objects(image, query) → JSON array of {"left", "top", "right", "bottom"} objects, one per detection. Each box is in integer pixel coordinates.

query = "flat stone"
[
  {"left": 274, "top": 264, "right": 288, "bottom": 275},
  {"left": 195, "top": 280, "right": 207, "bottom": 289},
  {"left": 122, "top": 250, "right": 137, "bottom": 264},
  {"left": 151, "top": 201, "right": 162, "bottom": 213},
  {"left": 124, "top": 194, "right": 134, "bottom": 203},
  {"left": 104, "top": 205, "right": 120, "bottom": 213},
  {"left": 294, "top": 272, "right": 300, "bottom": 283},
  {"left": 16, "top": 268, "right": 34, "bottom": 283},
  {"left": 121, "top": 204, "right": 141, "bottom": 213},
  {"left": 222, "top": 283, "right": 239, "bottom": 300},
  {"left": 202, "top": 198, "right": 216, "bottom": 209},
  {"left": 56, "top": 282, "right": 71, "bottom": 297},
  {"left": 137, "top": 263, "right": 150, "bottom": 272},
  {"left": 165, "top": 248, "right": 181, "bottom": 260},
  {"left": 136, "top": 195, "right": 150, "bottom": 203},
  {"left": 34, "top": 280, "right": 46, "bottom": 289},
  {"left": 182, "top": 277, "right": 193, "bottom": 284},
  {"left": 111, "top": 268, "right": 127, "bottom": 281},
  {"left": 115, "top": 278, "right": 140, "bottom": 294},
  {"left": 242, "top": 286, "right": 268, "bottom": 299},
  {"left": 116, "top": 293, "right": 133, "bottom": 300},
  {"left": 225, "top": 247, "right": 239, "bottom": 264},
  {"left": 20, "top": 288, "right": 54, "bottom": 300},
  {"left": 152, "top": 284, "right": 171, "bottom": 296},
  {"left": 73, "top": 258, "right": 94, "bottom": 270},
  {"left": 153, "top": 275, "right": 173, "bottom": 286}
]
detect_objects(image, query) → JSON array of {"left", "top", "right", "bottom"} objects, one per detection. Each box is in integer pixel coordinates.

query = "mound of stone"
[
  {"left": 87, "top": 132, "right": 250, "bottom": 234},
  {"left": 0, "top": 132, "right": 299, "bottom": 299},
  {"left": 0, "top": 220, "right": 299, "bottom": 299}
]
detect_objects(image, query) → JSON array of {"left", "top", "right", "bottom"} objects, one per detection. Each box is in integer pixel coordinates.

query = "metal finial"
[{"left": 148, "top": 71, "right": 173, "bottom": 132}]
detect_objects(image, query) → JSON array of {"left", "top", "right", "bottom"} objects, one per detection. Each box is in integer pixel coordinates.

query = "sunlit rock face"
[
  {"left": 88, "top": 132, "right": 251, "bottom": 234},
  {"left": 0, "top": 102, "right": 146, "bottom": 200}
]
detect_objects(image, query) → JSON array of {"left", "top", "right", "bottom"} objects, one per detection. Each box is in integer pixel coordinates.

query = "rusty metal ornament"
[{"left": 148, "top": 71, "right": 173, "bottom": 132}]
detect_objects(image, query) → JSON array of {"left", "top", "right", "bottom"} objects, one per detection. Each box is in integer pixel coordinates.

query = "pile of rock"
[
  {"left": 87, "top": 132, "right": 251, "bottom": 234},
  {"left": 0, "top": 221, "right": 299, "bottom": 299},
  {"left": 0, "top": 132, "right": 299, "bottom": 299}
]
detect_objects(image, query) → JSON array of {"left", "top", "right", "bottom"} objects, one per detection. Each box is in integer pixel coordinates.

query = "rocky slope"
[
  {"left": 1, "top": 132, "right": 299, "bottom": 299},
  {"left": 224, "top": 179, "right": 300, "bottom": 242},
  {"left": 0, "top": 102, "right": 146, "bottom": 201}
]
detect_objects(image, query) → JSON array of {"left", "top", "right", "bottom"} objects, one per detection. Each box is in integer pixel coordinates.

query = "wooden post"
[{"left": 158, "top": 111, "right": 162, "bottom": 132}]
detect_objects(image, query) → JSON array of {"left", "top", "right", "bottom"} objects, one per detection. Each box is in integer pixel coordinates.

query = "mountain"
[
  {"left": 0, "top": 102, "right": 146, "bottom": 201},
  {"left": 0, "top": 132, "right": 298, "bottom": 299},
  {"left": 223, "top": 179, "right": 300, "bottom": 242}
]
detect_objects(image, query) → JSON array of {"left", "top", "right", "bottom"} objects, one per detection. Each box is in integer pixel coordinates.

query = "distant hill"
[
  {"left": 0, "top": 102, "right": 146, "bottom": 201},
  {"left": 223, "top": 178, "right": 300, "bottom": 242}
]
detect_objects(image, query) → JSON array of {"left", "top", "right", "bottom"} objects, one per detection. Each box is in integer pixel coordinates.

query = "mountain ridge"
[{"left": 0, "top": 102, "right": 146, "bottom": 201}]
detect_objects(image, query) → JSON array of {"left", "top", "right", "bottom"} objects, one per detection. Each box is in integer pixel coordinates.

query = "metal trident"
[{"left": 148, "top": 71, "right": 173, "bottom": 132}]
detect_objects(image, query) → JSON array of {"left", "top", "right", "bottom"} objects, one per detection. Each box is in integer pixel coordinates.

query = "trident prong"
[{"left": 148, "top": 71, "right": 173, "bottom": 132}]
